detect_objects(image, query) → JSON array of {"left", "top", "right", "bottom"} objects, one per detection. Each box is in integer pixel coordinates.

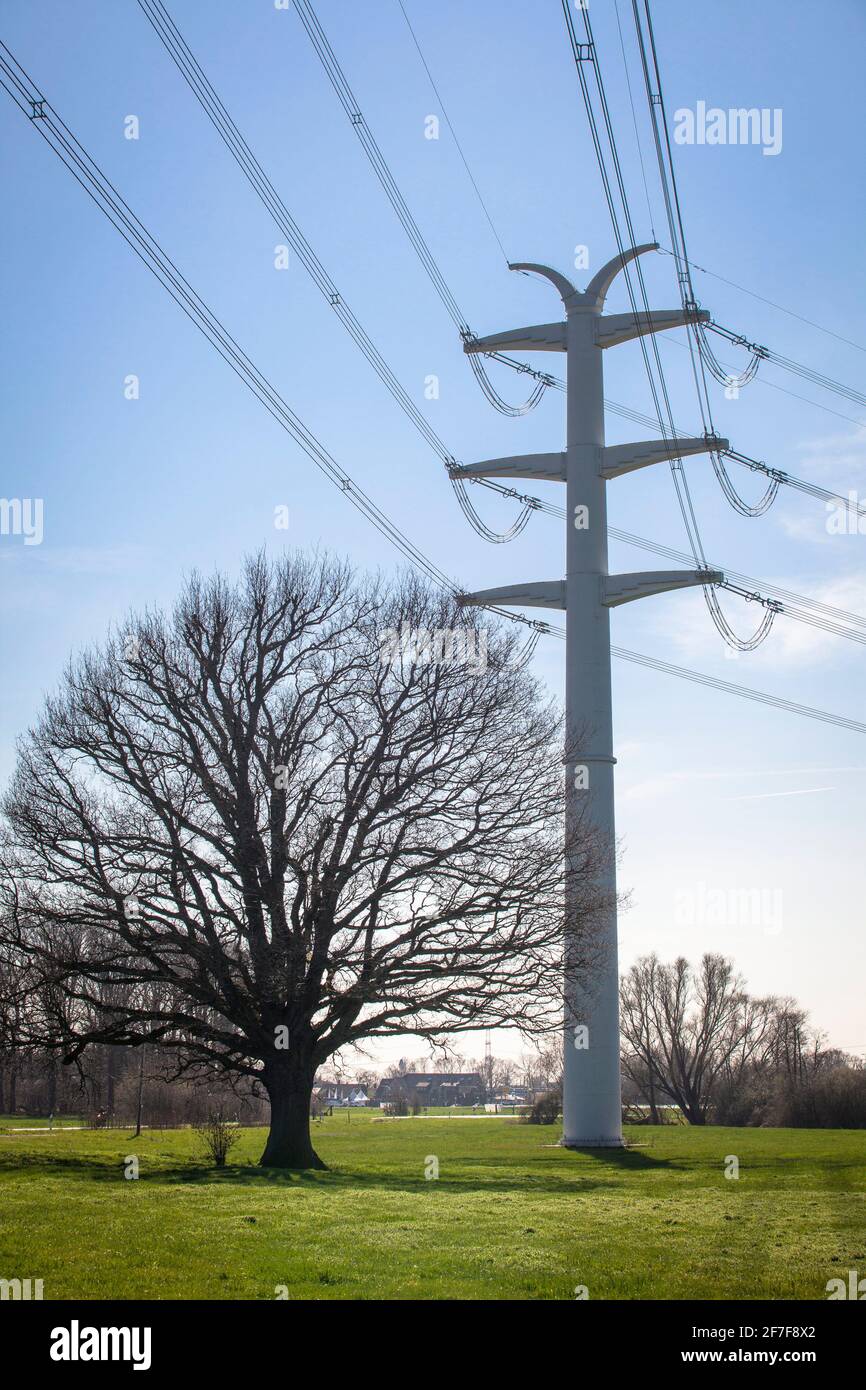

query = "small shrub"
[
  {"left": 195, "top": 1111, "right": 241, "bottom": 1167},
  {"left": 527, "top": 1090, "right": 561, "bottom": 1125}
]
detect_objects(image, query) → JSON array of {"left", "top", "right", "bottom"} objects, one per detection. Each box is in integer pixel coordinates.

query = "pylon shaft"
[
  {"left": 461, "top": 248, "right": 725, "bottom": 1150},
  {"left": 562, "top": 303, "right": 622, "bottom": 1146}
]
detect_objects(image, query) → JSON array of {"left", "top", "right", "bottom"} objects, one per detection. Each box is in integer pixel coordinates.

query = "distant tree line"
[
  {"left": 8, "top": 950, "right": 860, "bottom": 1131},
  {"left": 620, "top": 952, "right": 866, "bottom": 1129}
]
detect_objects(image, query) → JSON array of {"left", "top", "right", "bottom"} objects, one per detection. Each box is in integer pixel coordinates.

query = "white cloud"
[
  {"left": 773, "top": 428, "right": 866, "bottom": 543},
  {"left": 796, "top": 425, "right": 866, "bottom": 478}
]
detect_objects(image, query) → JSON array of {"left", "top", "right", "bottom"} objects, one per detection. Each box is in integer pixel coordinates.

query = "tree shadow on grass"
[
  {"left": 179, "top": 1143, "right": 676, "bottom": 1195},
  {"left": 0, "top": 1144, "right": 674, "bottom": 1195},
  {"left": 1, "top": 1120, "right": 680, "bottom": 1193}
]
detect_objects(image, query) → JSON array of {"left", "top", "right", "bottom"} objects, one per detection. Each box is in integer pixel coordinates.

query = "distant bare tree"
[
  {"left": 620, "top": 953, "right": 762, "bottom": 1124},
  {"left": 523, "top": 1038, "right": 564, "bottom": 1094},
  {"left": 1, "top": 553, "right": 605, "bottom": 1168}
]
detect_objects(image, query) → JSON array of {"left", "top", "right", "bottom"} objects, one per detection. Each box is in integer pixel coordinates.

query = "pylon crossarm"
[
  {"left": 463, "top": 322, "right": 566, "bottom": 354},
  {"left": 602, "top": 569, "right": 724, "bottom": 608},
  {"left": 584, "top": 242, "right": 659, "bottom": 306},
  {"left": 601, "top": 436, "right": 729, "bottom": 479},
  {"left": 457, "top": 580, "right": 566, "bottom": 610},
  {"left": 597, "top": 307, "right": 710, "bottom": 348},
  {"left": 508, "top": 261, "right": 581, "bottom": 307},
  {"left": 451, "top": 452, "right": 566, "bottom": 482}
]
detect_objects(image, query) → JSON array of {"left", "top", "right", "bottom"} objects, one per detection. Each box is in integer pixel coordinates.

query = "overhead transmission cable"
[
  {"left": 705, "top": 321, "right": 866, "bottom": 411},
  {"left": 657, "top": 245, "right": 866, "bottom": 358},
  {"left": 0, "top": 45, "right": 475, "bottom": 608},
  {"left": 135, "top": 0, "right": 536, "bottom": 545},
  {"left": 608, "top": 534, "right": 866, "bottom": 648},
  {"left": 544, "top": 627, "right": 866, "bottom": 734},
  {"left": 289, "top": 0, "right": 552, "bottom": 419},
  {"left": 623, "top": 0, "right": 778, "bottom": 521},
  {"left": 628, "top": 6, "right": 866, "bottom": 442},
  {"left": 659, "top": 334, "right": 866, "bottom": 430},
  {"left": 294, "top": 1, "right": 863, "bottom": 526},
  {"left": 208, "top": 0, "right": 863, "bottom": 652},
  {"left": 395, "top": 0, "right": 510, "bottom": 265},
  {"left": 629, "top": 0, "right": 760, "bottom": 404},
  {"left": 607, "top": 647, "right": 866, "bottom": 736},
  {"left": 603, "top": 394, "right": 865, "bottom": 507},
  {"left": 3, "top": 44, "right": 864, "bottom": 734},
  {"left": 631, "top": 1, "right": 866, "bottom": 500},
  {"left": 560, "top": 1, "right": 776, "bottom": 651},
  {"left": 398, "top": 0, "right": 866, "bottom": 511},
  {"left": 612, "top": 0, "right": 656, "bottom": 239}
]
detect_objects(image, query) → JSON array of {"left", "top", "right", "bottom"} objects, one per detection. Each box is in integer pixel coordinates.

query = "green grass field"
[
  {"left": 0, "top": 1114, "right": 85, "bottom": 1130},
  {"left": 1, "top": 1112, "right": 863, "bottom": 1300}
]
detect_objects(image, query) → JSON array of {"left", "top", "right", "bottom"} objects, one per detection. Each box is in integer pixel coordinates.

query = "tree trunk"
[
  {"left": 647, "top": 1068, "right": 659, "bottom": 1125},
  {"left": 134, "top": 1044, "right": 146, "bottom": 1139},
  {"left": 259, "top": 1057, "right": 326, "bottom": 1170},
  {"left": 106, "top": 1048, "right": 115, "bottom": 1118}
]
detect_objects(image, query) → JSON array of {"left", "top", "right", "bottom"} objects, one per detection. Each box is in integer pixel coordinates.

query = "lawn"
[
  {"left": 0, "top": 1114, "right": 85, "bottom": 1130},
  {"left": 1, "top": 1112, "right": 863, "bottom": 1300}
]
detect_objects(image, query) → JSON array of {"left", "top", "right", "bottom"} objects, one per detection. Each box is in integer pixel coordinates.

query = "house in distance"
[{"left": 376, "top": 1073, "right": 486, "bottom": 1108}]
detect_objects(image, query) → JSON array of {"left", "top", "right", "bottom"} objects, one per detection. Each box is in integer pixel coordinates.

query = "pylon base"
[{"left": 559, "top": 1138, "right": 625, "bottom": 1150}]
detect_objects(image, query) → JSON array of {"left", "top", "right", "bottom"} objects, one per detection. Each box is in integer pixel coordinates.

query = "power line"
[
  {"left": 612, "top": 0, "right": 656, "bottom": 239},
  {"left": 626, "top": 0, "right": 773, "bottom": 519},
  {"left": 706, "top": 321, "right": 866, "bottom": 411},
  {"left": 657, "top": 245, "right": 866, "bottom": 359},
  {"left": 137, "top": 0, "right": 862, "bottom": 659},
  {"left": 544, "top": 624, "right": 866, "bottom": 734},
  {"left": 134, "top": 0, "right": 531, "bottom": 545},
  {"left": 0, "top": 45, "right": 461, "bottom": 600},
  {"left": 660, "top": 334, "right": 866, "bottom": 430},
  {"left": 609, "top": 646, "right": 866, "bottom": 736},
  {"left": 395, "top": 0, "right": 510, "bottom": 265},
  {"left": 603, "top": 390, "right": 866, "bottom": 508},
  {"left": 560, "top": 0, "right": 777, "bottom": 654},
  {"left": 290, "top": 0, "right": 549, "bottom": 418},
  {"left": 632, "top": 4, "right": 866, "bottom": 428},
  {"left": 608, "top": 529, "right": 866, "bottom": 636},
  {"left": 3, "top": 42, "right": 864, "bottom": 740}
]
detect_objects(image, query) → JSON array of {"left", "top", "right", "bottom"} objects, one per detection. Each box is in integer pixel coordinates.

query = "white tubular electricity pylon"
[{"left": 456, "top": 244, "right": 726, "bottom": 1146}]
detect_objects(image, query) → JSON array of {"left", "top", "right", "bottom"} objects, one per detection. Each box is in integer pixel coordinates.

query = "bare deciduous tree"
[
  {"left": 1, "top": 553, "right": 605, "bottom": 1168},
  {"left": 620, "top": 953, "right": 768, "bottom": 1124}
]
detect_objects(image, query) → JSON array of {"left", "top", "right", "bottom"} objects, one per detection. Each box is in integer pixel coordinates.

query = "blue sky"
[{"left": 2, "top": 0, "right": 865, "bottom": 1068}]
